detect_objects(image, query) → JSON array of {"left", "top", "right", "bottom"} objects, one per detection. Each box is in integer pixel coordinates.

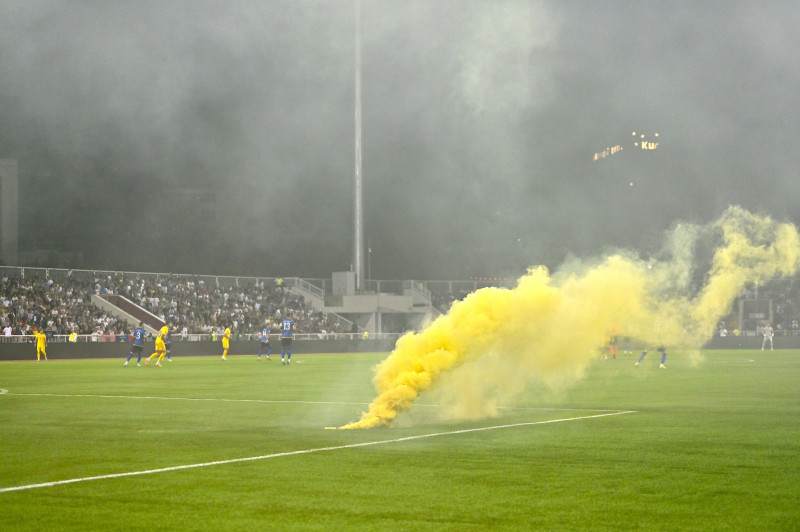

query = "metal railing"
[
  {"left": 403, "top": 280, "right": 432, "bottom": 302},
  {"left": 0, "top": 332, "right": 405, "bottom": 344}
]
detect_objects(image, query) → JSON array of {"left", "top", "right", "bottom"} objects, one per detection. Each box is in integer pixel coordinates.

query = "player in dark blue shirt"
[
  {"left": 163, "top": 323, "right": 178, "bottom": 362},
  {"left": 258, "top": 324, "right": 272, "bottom": 361},
  {"left": 280, "top": 317, "right": 295, "bottom": 365},
  {"left": 634, "top": 346, "right": 667, "bottom": 369},
  {"left": 125, "top": 322, "right": 148, "bottom": 366}
]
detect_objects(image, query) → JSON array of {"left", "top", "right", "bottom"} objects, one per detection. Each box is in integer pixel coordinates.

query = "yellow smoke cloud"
[{"left": 340, "top": 207, "right": 800, "bottom": 429}]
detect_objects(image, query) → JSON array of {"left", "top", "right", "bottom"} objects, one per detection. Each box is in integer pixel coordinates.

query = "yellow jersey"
[{"left": 222, "top": 328, "right": 231, "bottom": 348}]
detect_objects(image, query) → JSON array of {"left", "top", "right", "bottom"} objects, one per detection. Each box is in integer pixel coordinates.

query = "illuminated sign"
[
  {"left": 632, "top": 131, "right": 659, "bottom": 150},
  {"left": 593, "top": 131, "right": 659, "bottom": 160},
  {"left": 593, "top": 145, "right": 623, "bottom": 161}
]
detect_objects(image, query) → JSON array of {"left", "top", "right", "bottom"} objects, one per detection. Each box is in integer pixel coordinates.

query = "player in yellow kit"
[
  {"left": 34, "top": 328, "right": 47, "bottom": 361},
  {"left": 145, "top": 328, "right": 167, "bottom": 367},
  {"left": 221, "top": 326, "right": 231, "bottom": 360}
]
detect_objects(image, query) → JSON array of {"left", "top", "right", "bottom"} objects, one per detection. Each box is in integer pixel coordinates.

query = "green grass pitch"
[{"left": 1, "top": 350, "right": 798, "bottom": 531}]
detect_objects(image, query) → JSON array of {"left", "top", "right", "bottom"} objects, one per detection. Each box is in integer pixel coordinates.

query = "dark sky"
[{"left": 1, "top": 1, "right": 799, "bottom": 280}]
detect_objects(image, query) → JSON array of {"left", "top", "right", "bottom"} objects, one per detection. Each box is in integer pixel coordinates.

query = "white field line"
[
  {"left": 4, "top": 392, "right": 624, "bottom": 412},
  {"left": 0, "top": 409, "right": 636, "bottom": 494}
]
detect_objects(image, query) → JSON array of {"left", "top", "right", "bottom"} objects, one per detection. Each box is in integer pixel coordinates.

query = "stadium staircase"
[
  {"left": 91, "top": 293, "right": 164, "bottom": 336},
  {"left": 290, "top": 276, "right": 439, "bottom": 334}
]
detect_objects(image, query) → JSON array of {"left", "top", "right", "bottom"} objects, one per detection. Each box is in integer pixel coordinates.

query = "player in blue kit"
[
  {"left": 634, "top": 346, "right": 667, "bottom": 368},
  {"left": 124, "top": 322, "right": 148, "bottom": 366},
  {"left": 163, "top": 323, "right": 178, "bottom": 362},
  {"left": 258, "top": 323, "right": 272, "bottom": 361},
  {"left": 280, "top": 317, "right": 295, "bottom": 365}
]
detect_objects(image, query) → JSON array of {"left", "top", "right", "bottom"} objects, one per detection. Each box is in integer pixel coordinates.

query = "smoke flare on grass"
[{"left": 340, "top": 206, "right": 800, "bottom": 429}]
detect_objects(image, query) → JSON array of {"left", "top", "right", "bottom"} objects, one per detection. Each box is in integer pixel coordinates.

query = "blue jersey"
[
  {"left": 132, "top": 327, "right": 147, "bottom": 346},
  {"left": 280, "top": 319, "right": 295, "bottom": 338},
  {"left": 164, "top": 327, "right": 172, "bottom": 344},
  {"left": 261, "top": 328, "right": 270, "bottom": 342}
]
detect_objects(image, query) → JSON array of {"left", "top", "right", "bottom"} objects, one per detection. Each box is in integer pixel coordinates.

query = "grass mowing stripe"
[
  {"left": 7, "top": 392, "right": 371, "bottom": 406},
  {"left": 0, "top": 409, "right": 635, "bottom": 494},
  {"left": 4, "top": 391, "right": 627, "bottom": 412}
]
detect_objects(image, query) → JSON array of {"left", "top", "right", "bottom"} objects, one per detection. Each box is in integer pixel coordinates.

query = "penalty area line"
[{"left": 0, "top": 409, "right": 635, "bottom": 494}]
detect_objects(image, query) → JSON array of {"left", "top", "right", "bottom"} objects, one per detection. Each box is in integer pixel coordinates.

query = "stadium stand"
[
  {"left": 0, "top": 268, "right": 344, "bottom": 342},
  {"left": 3, "top": 267, "right": 800, "bottom": 345}
]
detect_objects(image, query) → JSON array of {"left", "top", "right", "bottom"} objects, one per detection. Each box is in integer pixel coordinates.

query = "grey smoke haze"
[{"left": 1, "top": 1, "right": 799, "bottom": 280}]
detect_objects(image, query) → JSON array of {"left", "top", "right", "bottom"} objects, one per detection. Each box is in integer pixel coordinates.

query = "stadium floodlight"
[{"left": 353, "top": 0, "right": 365, "bottom": 291}]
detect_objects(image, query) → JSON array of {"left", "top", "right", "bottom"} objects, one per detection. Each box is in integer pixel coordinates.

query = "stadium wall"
[
  {"left": 0, "top": 338, "right": 398, "bottom": 361},
  {"left": 2, "top": 336, "right": 796, "bottom": 361}
]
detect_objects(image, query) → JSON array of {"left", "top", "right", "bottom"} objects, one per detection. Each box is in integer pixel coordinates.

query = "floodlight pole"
[{"left": 353, "top": 0, "right": 365, "bottom": 292}]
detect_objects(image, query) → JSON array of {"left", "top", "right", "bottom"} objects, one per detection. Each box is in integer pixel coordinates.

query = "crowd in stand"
[
  {"left": 6, "top": 270, "right": 800, "bottom": 339},
  {"left": 765, "top": 284, "right": 800, "bottom": 335},
  {"left": 105, "top": 274, "right": 344, "bottom": 336},
  {"left": 0, "top": 273, "right": 344, "bottom": 338},
  {"left": 1, "top": 276, "right": 125, "bottom": 337}
]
